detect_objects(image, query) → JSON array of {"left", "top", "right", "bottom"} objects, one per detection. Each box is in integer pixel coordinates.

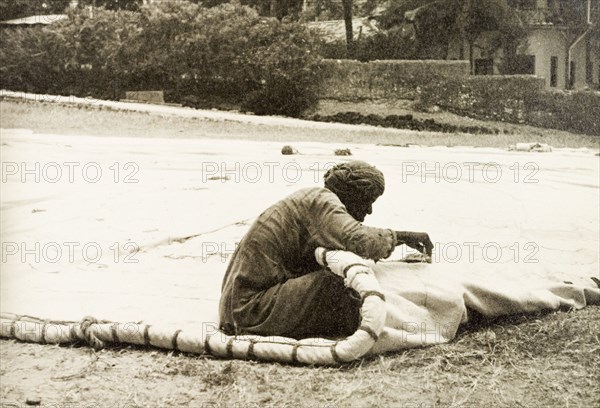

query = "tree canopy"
[
  {"left": 77, "top": 0, "right": 143, "bottom": 12},
  {"left": 376, "top": 0, "right": 527, "bottom": 67}
]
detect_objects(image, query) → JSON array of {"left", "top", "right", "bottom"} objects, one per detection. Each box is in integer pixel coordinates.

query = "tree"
[
  {"left": 341, "top": 0, "right": 354, "bottom": 56},
  {"left": 467, "top": 0, "right": 527, "bottom": 72},
  {"left": 307, "top": 0, "right": 344, "bottom": 20},
  {"left": 196, "top": 0, "right": 304, "bottom": 20},
  {"left": 377, "top": 0, "right": 527, "bottom": 70},
  {"left": 77, "top": 0, "right": 143, "bottom": 12}
]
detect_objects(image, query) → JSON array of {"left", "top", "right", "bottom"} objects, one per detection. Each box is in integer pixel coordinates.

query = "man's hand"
[{"left": 394, "top": 231, "right": 434, "bottom": 257}]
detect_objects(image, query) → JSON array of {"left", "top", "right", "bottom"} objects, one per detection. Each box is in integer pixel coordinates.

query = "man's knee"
[{"left": 304, "top": 270, "right": 345, "bottom": 295}]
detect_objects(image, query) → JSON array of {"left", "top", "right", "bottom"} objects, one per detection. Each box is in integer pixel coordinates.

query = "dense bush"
[
  {"left": 77, "top": 0, "right": 143, "bottom": 12},
  {"left": 240, "top": 21, "right": 322, "bottom": 115},
  {"left": 319, "top": 30, "right": 417, "bottom": 62},
  {"left": 0, "top": 1, "right": 323, "bottom": 116},
  {"left": 0, "top": 8, "right": 141, "bottom": 99},
  {"left": 527, "top": 90, "right": 600, "bottom": 136}
]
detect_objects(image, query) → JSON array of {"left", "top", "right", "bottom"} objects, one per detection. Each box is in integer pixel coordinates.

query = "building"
[{"left": 466, "top": 0, "right": 599, "bottom": 89}]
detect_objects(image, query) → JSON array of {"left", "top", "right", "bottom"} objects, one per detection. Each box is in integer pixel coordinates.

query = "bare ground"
[
  {"left": 1, "top": 98, "right": 599, "bottom": 149},
  {"left": 1, "top": 307, "right": 599, "bottom": 407},
  {"left": 1, "top": 98, "right": 599, "bottom": 407}
]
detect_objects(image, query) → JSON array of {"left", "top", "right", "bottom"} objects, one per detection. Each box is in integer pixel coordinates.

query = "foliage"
[
  {"left": 319, "top": 29, "right": 417, "bottom": 61},
  {"left": 0, "top": 1, "right": 323, "bottom": 116},
  {"left": 192, "top": 0, "right": 304, "bottom": 20},
  {"left": 376, "top": 0, "right": 432, "bottom": 31},
  {"left": 239, "top": 19, "right": 322, "bottom": 115},
  {"left": 0, "top": 25, "right": 65, "bottom": 94},
  {"left": 357, "top": 30, "right": 418, "bottom": 60},
  {"left": 376, "top": 0, "right": 527, "bottom": 62},
  {"left": 300, "top": 0, "right": 345, "bottom": 21},
  {"left": 77, "top": 0, "right": 143, "bottom": 12}
]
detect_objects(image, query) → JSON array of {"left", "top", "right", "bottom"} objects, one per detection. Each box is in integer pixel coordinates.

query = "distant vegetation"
[{"left": 0, "top": 1, "right": 323, "bottom": 117}]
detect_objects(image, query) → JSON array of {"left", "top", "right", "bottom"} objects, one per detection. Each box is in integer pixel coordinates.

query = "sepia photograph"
[{"left": 1, "top": 0, "right": 599, "bottom": 407}]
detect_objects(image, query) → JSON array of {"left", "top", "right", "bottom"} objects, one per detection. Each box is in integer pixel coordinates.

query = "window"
[
  {"left": 550, "top": 56, "right": 558, "bottom": 87},
  {"left": 474, "top": 58, "right": 494, "bottom": 75},
  {"left": 512, "top": 55, "right": 536, "bottom": 75},
  {"left": 569, "top": 61, "right": 576, "bottom": 89}
]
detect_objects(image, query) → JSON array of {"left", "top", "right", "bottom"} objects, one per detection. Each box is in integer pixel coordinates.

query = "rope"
[{"left": 0, "top": 247, "right": 387, "bottom": 366}]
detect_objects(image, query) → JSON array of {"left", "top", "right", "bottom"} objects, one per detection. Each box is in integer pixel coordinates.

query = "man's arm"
[{"left": 307, "top": 190, "right": 395, "bottom": 261}]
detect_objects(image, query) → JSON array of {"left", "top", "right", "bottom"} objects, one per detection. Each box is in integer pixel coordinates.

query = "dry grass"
[
  {"left": 1, "top": 98, "right": 599, "bottom": 149},
  {"left": 1, "top": 307, "right": 599, "bottom": 407}
]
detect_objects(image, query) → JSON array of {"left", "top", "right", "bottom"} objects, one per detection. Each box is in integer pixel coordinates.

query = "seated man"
[{"left": 219, "top": 160, "right": 433, "bottom": 339}]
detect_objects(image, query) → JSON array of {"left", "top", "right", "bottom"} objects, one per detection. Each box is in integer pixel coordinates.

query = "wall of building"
[
  {"left": 591, "top": 38, "right": 600, "bottom": 87},
  {"left": 570, "top": 32, "right": 588, "bottom": 89},
  {"left": 525, "top": 28, "right": 569, "bottom": 89},
  {"left": 569, "top": 29, "right": 600, "bottom": 90},
  {"left": 446, "top": 29, "right": 573, "bottom": 85}
]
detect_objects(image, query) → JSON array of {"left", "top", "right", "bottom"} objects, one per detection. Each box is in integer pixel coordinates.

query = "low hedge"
[
  {"left": 418, "top": 75, "right": 546, "bottom": 123},
  {"left": 318, "top": 59, "right": 470, "bottom": 100},
  {"left": 419, "top": 76, "right": 599, "bottom": 135},
  {"left": 527, "top": 90, "right": 600, "bottom": 136}
]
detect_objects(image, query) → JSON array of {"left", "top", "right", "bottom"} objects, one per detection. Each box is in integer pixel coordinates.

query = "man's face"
[{"left": 345, "top": 196, "right": 378, "bottom": 222}]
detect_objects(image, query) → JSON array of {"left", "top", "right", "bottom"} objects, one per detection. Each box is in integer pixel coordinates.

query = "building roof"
[{"left": 0, "top": 14, "right": 67, "bottom": 26}]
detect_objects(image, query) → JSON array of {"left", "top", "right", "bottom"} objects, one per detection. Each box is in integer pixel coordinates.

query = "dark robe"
[{"left": 218, "top": 187, "right": 395, "bottom": 338}]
